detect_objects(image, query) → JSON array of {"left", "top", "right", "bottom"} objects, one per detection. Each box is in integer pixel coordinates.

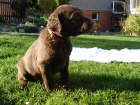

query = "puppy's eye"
[{"left": 72, "top": 14, "right": 81, "bottom": 20}]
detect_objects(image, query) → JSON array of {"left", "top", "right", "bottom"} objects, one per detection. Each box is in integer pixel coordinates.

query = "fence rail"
[{"left": 0, "top": 0, "right": 24, "bottom": 23}]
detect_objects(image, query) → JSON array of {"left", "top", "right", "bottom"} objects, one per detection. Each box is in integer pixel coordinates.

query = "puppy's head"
[{"left": 47, "top": 5, "right": 93, "bottom": 37}]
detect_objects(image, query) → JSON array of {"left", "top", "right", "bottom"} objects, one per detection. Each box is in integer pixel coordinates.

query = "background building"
[{"left": 70, "top": 0, "right": 129, "bottom": 31}]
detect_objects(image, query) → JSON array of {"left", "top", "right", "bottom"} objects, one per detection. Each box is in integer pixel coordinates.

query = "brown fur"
[{"left": 16, "top": 5, "right": 93, "bottom": 91}]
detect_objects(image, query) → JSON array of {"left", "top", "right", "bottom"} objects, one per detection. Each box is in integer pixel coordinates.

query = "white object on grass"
[{"left": 70, "top": 47, "right": 140, "bottom": 63}]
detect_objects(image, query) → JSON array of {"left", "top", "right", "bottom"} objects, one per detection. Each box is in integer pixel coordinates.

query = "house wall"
[
  {"left": 70, "top": 0, "right": 120, "bottom": 11},
  {"left": 70, "top": 0, "right": 121, "bottom": 31},
  {"left": 81, "top": 9, "right": 113, "bottom": 31},
  {"left": 130, "top": 0, "right": 140, "bottom": 14}
]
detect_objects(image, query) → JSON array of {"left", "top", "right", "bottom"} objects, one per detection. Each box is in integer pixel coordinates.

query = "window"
[
  {"left": 130, "top": 0, "right": 140, "bottom": 14},
  {"left": 92, "top": 13, "right": 98, "bottom": 20},
  {"left": 113, "top": 1, "right": 125, "bottom": 14}
]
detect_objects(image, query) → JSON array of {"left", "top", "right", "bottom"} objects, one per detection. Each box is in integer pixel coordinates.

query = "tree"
[
  {"left": 120, "top": 0, "right": 130, "bottom": 15},
  {"left": 10, "top": 0, "right": 37, "bottom": 18},
  {"left": 37, "top": 0, "right": 72, "bottom": 17},
  {"left": 37, "top": 0, "right": 56, "bottom": 17},
  {"left": 55, "top": 0, "right": 72, "bottom": 6}
]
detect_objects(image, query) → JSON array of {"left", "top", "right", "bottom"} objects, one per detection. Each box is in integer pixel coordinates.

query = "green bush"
[
  {"left": 15, "top": 25, "right": 39, "bottom": 33},
  {"left": 22, "top": 17, "right": 46, "bottom": 27},
  {"left": 121, "top": 6, "right": 140, "bottom": 36},
  {"left": 34, "top": 17, "right": 47, "bottom": 27},
  {"left": 23, "top": 7, "right": 47, "bottom": 27}
]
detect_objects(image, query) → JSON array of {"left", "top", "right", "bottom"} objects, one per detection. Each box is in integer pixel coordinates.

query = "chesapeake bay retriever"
[{"left": 16, "top": 5, "right": 93, "bottom": 91}]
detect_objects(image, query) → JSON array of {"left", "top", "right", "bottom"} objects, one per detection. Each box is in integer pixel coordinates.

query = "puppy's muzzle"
[{"left": 80, "top": 18, "right": 94, "bottom": 34}]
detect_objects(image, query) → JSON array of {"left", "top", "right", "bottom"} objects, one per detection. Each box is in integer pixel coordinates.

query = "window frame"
[
  {"left": 92, "top": 13, "right": 99, "bottom": 20},
  {"left": 113, "top": 1, "right": 125, "bottom": 14}
]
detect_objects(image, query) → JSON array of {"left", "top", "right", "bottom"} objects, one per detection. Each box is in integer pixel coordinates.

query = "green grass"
[{"left": 0, "top": 34, "right": 140, "bottom": 105}]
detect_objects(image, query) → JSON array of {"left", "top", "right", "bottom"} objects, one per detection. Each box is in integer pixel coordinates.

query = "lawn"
[{"left": 0, "top": 34, "right": 140, "bottom": 105}]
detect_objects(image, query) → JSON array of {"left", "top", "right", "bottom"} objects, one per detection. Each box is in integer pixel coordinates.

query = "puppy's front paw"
[
  {"left": 62, "top": 83, "right": 71, "bottom": 90},
  {"left": 19, "top": 83, "right": 27, "bottom": 90}
]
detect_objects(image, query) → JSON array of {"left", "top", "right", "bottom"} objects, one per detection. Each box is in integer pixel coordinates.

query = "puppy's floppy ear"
[{"left": 47, "top": 15, "right": 62, "bottom": 36}]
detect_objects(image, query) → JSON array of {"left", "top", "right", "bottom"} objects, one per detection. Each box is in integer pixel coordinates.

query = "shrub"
[
  {"left": 90, "top": 21, "right": 101, "bottom": 35},
  {"left": 23, "top": 7, "right": 47, "bottom": 27},
  {"left": 121, "top": 6, "right": 140, "bottom": 36},
  {"left": 15, "top": 23, "right": 39, "bottom": 33},
  {"left": 93, "top": 21, "right": 101, "bottom": 30},
  {"left": 22, "top": 17, "right": 46, "bottom": 27}
]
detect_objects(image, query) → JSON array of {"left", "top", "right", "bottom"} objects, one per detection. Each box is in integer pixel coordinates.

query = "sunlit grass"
[{"left": 72, "top": 34, "right": 140, "bottom": 49}]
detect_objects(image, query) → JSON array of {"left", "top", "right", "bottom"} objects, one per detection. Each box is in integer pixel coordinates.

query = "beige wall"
[{"left": 70, "top": 0, "right": 120, "bottom": 11}]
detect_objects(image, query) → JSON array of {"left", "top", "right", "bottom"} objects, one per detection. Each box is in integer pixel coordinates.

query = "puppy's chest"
[
  {"left": 52, "top": 43, "right": 72, "bottom": 58},
  {"left": 50, "top": 43, "right": 72, "bottom": 72}
]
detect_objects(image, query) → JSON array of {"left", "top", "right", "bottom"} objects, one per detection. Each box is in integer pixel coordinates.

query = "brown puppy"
[{"left": 16, "top": 5, "right": 93, "bottom": 91}]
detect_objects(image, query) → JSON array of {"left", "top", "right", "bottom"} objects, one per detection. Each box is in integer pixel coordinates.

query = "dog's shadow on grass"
[
  {"left": 0, "top": 89, "right": 16, "bottom": 105},
  {"left": 72, "top": 36, "right": 140, "bottom": 50},
  {"left": 70, "top": 73, "right": 140, "bottom": 92}
]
